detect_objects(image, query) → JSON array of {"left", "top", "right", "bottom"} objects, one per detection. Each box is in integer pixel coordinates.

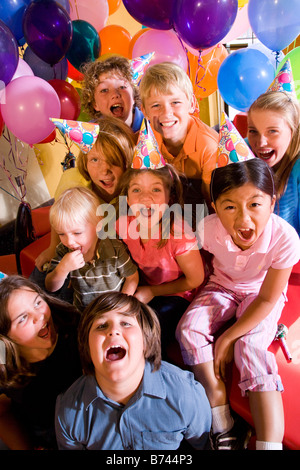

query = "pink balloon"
[
  {"left": 69, "top": 0, "right": 109, "bottom": 32},
  {"left": 1, "top": 76, "right": 61, "bottom": 145},
  {"left": 11, "top": 57, "right": 34, "bottom": 81},
  {"left": 132, "top": 29, "right": 188, "bottom": 71},
  {"left": 221, "top": 5, "right": 250, "bottom": 44}
]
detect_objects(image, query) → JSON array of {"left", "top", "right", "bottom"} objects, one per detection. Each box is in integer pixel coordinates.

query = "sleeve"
[
  {"left": 171, "top": 222, "right": 199, "bottom": 257},
  {"left": 271, "top": 221, "right": 300, "bottom": 270},
  {"left": 114, "top": 240, "right": 138, "bottom": 277},
  {"left": 197, "top": 124, "right": 219, "bottom": 185},
  {"left": 55, "top": 393, "right": 85, "bottom": 450}
]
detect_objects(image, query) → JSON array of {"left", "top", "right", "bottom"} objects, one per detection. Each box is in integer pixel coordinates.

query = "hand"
[
  {"left": 134, "top": 286, "right": 154, "bottom": 304},
  {"left": 214, "top": 331, "right": 235, "bottom": 381},
  {"left": 60, "top": 249, "right": 85, "bottom": 272}
]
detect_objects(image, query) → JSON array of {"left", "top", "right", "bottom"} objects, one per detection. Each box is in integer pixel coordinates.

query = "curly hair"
[{"left": 81, "top": 56, "right": 141, "bottom": 120}]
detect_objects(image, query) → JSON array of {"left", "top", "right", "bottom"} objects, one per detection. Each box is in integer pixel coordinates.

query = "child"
[
  {"left": 117, "top": 120, "right": 205, "bottom": 357},
  {"left": 139, "top": 61, "right": 219, "bottom": 212},
  {"left": 55, "top": 292, "right": 212, "bottom": 450},
  {"left": 35, "top": 116, "right": 135, "bottom": 272},
  {"left": 0, "top": 275, "right": 82, "bottom": 449},
  {"left": 176, "top": 155, "right": 300, "bottom": 450},
  {"left": 81, "top": 55, "right": 144, "bottom": 132},
  {"left": 247, "top": 90, "right": 300, "bottom": 235},
  {"left": 45, "top": 186, "right": 138, "bottom": 312}
]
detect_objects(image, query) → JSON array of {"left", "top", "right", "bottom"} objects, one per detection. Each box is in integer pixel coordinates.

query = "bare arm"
[
  {"left": 45, "top": 250, "right": 85, "bottom": 292},
  {"left": 121, "top": 270, "right": 139, "bottom": 296}
]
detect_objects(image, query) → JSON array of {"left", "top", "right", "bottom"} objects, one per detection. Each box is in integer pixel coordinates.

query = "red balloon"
[
  {"left": 0, "top": 108, "right": 4, "bottom": 136},
  {"left": 67, "top": 60, "right": 84, "bottom": 82},
  {"left": 48, "top": 79, "right": 81, "bottom": 120},
  {"left": 38, "top": 129, "right": 57, "bottom": 144}
]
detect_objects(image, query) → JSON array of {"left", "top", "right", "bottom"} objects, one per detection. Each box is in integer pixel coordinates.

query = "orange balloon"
[
  {"left": 128, "top": 28, "right": 150, "bottom": 58},
  {"left": 107, "top": 0, "right": 121, "bottom": 15},
  {"left": 99, "top": 25, "right": 132, "bottom": 58}
]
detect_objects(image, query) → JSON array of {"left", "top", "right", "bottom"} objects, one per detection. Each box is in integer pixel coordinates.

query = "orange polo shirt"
[{"left": 153, "top": 115, "right": 218, "bottom": 185}]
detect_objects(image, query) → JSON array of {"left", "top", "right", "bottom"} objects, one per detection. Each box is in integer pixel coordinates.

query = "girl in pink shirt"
[
  {"left": 117, "top": 163, "right": 205, "bottom": 359},
  {"left": 176, "top": 158, "right": 300, "bottom": 450}
]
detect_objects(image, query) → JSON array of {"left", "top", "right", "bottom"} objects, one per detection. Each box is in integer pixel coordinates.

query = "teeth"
[{"left": 161, "top": 121, "right": 175, "bottom": 127}]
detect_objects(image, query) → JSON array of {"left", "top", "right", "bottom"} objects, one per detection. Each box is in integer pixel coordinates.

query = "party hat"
[
  {"left": 217, "top": 112, "right": 255, "bottom": 167},
  {"left": 267, "top": 59, "right": 296, "bottom": 97},
  {"left": 132, "top": 118, "right": 166, "bottom": 169},
  {"left": 50, "top": 118, "right": 100, "bottom": 154},
  {"left": 131, "top": 52, "right": 155, "bottom": 85}
]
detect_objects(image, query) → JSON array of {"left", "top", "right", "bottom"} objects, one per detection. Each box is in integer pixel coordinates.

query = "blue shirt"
[
  {"left": 55, "top": 361, "right": 211, "bottom": 450},
  {"left": 131, "top": 106, "right": 144, "bottom": 133}
]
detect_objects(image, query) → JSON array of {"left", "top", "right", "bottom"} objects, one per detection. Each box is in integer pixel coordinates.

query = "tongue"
[
  {"left": 240, "top": 229, "right": 252, "bottom": 240},
  {"left": 38, "top": 325, "right": 48, "bottom": 338},
  {"left": 111, "top": 106, "right": 123, "bottom": 117},
  {"left": 107, "top": 347, "right": 125, "bottom": 361}
]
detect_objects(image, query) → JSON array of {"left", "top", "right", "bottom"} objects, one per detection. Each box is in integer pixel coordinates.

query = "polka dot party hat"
[
  {"left": 50, "top": 118, "right": 100, "bottom": 154},
  {"left": 131, "top": 52, "right": 154, "bottom": 85},
  {"left": 132, "top": 118, "right": 166, "bottom": 170},
  {"left": 267, "top": 59, "right": 296, "bottom": 98},
  {"left": 217, "top": 112, "right": 255, "bottom": 167}
]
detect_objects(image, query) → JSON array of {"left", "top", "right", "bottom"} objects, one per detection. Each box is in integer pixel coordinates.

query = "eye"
[
  {"left": 99, "top": 88, "right": 108, "bottom": 93},
  {"left": 18, "top": 313, "right": 28, "bottom": 325},
  {"left": 34, "top": 297, "right": 43, "bottom": 309},
  {"left": 224, "top": 205, "right": 235, "bottom": 210},
  {"left": 95, "top": 322, "right": 107, "bottom": 330}
]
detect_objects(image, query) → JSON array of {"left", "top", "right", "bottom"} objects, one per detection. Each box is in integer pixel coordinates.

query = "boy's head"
[
  {"left": 81, "top": 56, "right": 141, "bottom": 126},
  {"left": 139, "top": 62, "right": 196, "bottom": 145},
  {"left": 50, "top": 187, "right": 101, "bottom": 253},
  {"left": 78, "top": 292, "right": 161, "bottom": 378}
]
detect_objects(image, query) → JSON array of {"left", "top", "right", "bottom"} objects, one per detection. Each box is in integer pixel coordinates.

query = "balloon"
[
  {"left": 217, "top": 48, "right": 275, "bottom": 112},
  {"left": 248, "top": 0, "right": 300, "bottom": 52},
  {"left": 108, "top": 0, "right": 121, "bottom": 15},
  {"left": 123, "top": 0, "right": 175, "bottom": 30},
  {"left": 99, "top": 25, "right": 132, "bottom": 58},
  {"left": 0, "top": 19, "right": 19, "bottom": 85},
  {"left": 48, "top": 79, "right": 81, "bottom": 120},
  {"left": 38, "top": 128, "right": 57, "bottom": 144},
  {"left": 277, "top": 47, "right": 300, "bottom": 101},
  {"left": 128, "top": 28, "right": 150, "bottom": 58},
  {"left": 23, "top": 47, "right": 68, "bottom": 81},
  {"left": 132, "top": 29, "right": 188, "bottom": 71},
  {"left": 66, "top": 20, "right": 101, "bottom": 71},
  {"left": 56, "top": 0, "right": 71, "bottom": 14},
  {"left": 173, "top": 0, "right": 238, "bottom": 50},
  {"left": 67, "top": 60, "right": 84, "bottom": 81},
  {"left": 248, "top": 42, "right": 285, "bottom": 70},
  {"left": 0, "top": 108, "right": 4, "bottom": 136},
  {"left": 22, "top": 0, "right": 73, "bottom": 65},
  {"left": 0, "top": 0, "right": 28, "bottom": 44},
  {"left": 1, "top": 76, "right": 61, "bottom": 145},
  {"left": 221, "top": 4, "right": 250, "bottom": 44},
  {"left": 189, "top": 45, "right": 228, "bottom": 99},
  {"left": 69, "top": 0, "right": 109, "bottom": 32},
  {"left": 11, "top": 58, "right": 34, "bottom": 81}
]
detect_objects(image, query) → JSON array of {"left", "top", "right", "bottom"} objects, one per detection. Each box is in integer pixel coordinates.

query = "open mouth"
[
  {"left": 110, "top": 104, "right": 124, "bottom": 118},
  {"left": 160, "top": 120, "right": 177, "bottom": 128},
  {"left": 139, "top": 206, "right": 154, "bottom": 218},
  {"left": 38, "top": 322, "right": 50, "bottom": 339},
  {"left": 257, "top": 149, "right": 275, "bottom": 161},
  {"left": 238, "top": 228, "right": 254, "bottom": 241},
  {"left": 100, "top": 178, "right": 114, "bottom": 189},
  {"left": 105, "top": 345, "right": 126, "bottom": 362}
]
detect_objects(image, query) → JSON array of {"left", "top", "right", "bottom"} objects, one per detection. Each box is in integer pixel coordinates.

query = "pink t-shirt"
[
  {"left": 116, "top": 216, "right": 199, "bottom": 301},
  {"left": 198, "top": 213, "right": 300, "bottom": 294}
]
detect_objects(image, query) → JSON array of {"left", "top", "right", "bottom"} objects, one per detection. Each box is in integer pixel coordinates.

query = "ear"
[
  {"left": 189, "top": 93, "right": 198, "bottom": 114},
  {"left": 270, "top": 195, "right": 276, "bottom": 213},
  {"left": 211, "top": 201, "right": 216, "bottom": 213}
]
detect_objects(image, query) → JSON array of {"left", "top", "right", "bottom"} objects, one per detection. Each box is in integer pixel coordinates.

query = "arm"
[
  {"left": 214, "top": 266, "right": 293, "bottom": 380},
  {"left": 0, "top": 394, "right": 33, "bottom": 450},
  {"left": 45, "top": 249, "right": 85, "bottom": 292},
  {"left": 35, "top": 227, "right": 60, "bottom": 271},
  {"left": 134, "top": 248, "right": 205, "bottom": 304},
  {"left": 121, "top": 270, "right": 139, "bottom": 296}
]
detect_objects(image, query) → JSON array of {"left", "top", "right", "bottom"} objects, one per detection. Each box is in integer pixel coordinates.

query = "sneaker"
[{"left": 209, "top": 417, "right": 252, "bottom": 450}]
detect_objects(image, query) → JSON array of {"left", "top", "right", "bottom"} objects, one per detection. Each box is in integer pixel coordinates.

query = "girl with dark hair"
[
  {"left": 176, "top": 158, "right": 300, "bottom": 451},
  {"left": 0, "top": 275, "right": 82, "bottom": 449}
]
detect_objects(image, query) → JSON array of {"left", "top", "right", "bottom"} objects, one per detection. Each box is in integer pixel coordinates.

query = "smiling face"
[
  {"left": 7, "top": 288, "right": 57, "bottom": 362},
  {"left": 142, "top": 84, "right": 194, "bottom": 150},
  {"left": 55, "top": 220, "right": 98, "bottom": 261},
  {"left": 212, "top": 182, "right": 275, "bottom": 251},
  {"left": 86, "top": 145, "right": 124, "bottom": 201},
  {"left": 88, "top": 308, "right": 145, "bottom": 400},
  {"left": 93, "top": 73, "right": 135, "bottom": 127},
  {"left": 247, "top": 109, "right": 292, "bottom": 168}
]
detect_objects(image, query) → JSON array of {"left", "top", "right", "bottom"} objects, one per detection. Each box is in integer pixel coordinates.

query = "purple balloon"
[
  {"left": 22, "top": 0, "right": 73, "bottom": 65},
  {"left": 24, "top": 46, "right": 68, "bottom": 81},
  {"left": 173, "top": 0, "right": 238, "bottom": 50},
  {"left": 123, "top": 0, "right": 175, "bottom": 30},
  {"left": 0, "top": 19, "right": 19, "bottom": 85}
]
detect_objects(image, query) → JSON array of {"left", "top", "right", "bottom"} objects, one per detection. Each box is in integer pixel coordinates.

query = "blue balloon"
[
  {"left": 0, "top": 0, "right": 28, "bottom": 43},
  {"left": 0, "top": 19, "right": 19, "bottom": 85},
  {"left": 23, "top": 46, "right": 68, "bottom": 81},
  {"left": 217, "top": 48, "right": 275, "bottom": 112},
  {"left": 248, "top": 0, "right": 300, "bottom": 52}
]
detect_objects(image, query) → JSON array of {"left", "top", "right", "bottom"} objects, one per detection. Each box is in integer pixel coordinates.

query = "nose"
[
  {"left": 111, "top": 87, "right": 121, "bottom": 98},
  {"left": 257, "top": 133, "right": 268, "bottom": 146},
  {"left": 32, "top": 309, "right": 45, "bottom": 324},
  {"left": 237, "top": 207, "right": 251, "bottom": 224}
]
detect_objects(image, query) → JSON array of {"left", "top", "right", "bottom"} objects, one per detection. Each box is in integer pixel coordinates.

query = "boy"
[
  {"left": 55, "top": 292, "right": 212, "bottom": 450},
  {"left": 45, "top": 187, "right": 138, "bottom": 311},
  {"left": 81, "top": 55, "right": 144, "bottom": 132},
  {"left": 139, "top": 62, "right": 219, "bottom": 212}
]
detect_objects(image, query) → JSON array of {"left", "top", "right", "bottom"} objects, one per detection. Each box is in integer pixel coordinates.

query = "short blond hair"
[
  {"left": 50, "top": 186, "right": 100, "bottom": 231},
  {"left": 139, "top": 62, "right": 194, "bottom": 107}
]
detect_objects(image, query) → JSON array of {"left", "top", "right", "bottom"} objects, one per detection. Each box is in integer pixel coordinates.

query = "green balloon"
[
  {"left": 277, "top": 47, "right": 300, "bottom": 101},
  {"left": 66, "top": 20, "right": 101, "bottom": 72}
]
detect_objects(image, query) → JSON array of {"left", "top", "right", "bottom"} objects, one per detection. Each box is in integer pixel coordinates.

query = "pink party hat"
[
  {"left": 132, "top": 118, "right": 166, "bottom": 169},
  {"left": 217, "top": 112, "right": 255, "bottom": 167},
  {"left": 267, "top": 59, "right": 296, "bottom": 97},
  {"left": 131, "top": 52, "right": 155, "bottom": 85},
  {"left": 50, "top": 118, "right": 100, "bottom": 153}
]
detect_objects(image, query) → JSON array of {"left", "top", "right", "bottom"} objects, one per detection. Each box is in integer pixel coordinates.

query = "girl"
[
  {"left": 176, "top": 158, "right": 300, "bottom": 450},
  {"left": 117, "top": 163, "right": 205, "bottom": 358},
  {"left": 35, "top": 116, "right": 135, "bottom": 271},
  {"left": 0, "top": 275, "right": 82, "bottom": 449},
  {"left": 247, "top": 91, "right": 300, "bottom": 234},
  {"left": 45, "top": 187, "right": 138, "bottom": 312}
]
